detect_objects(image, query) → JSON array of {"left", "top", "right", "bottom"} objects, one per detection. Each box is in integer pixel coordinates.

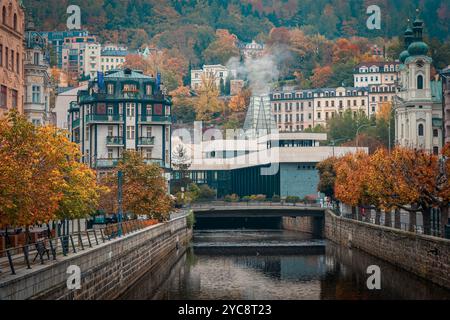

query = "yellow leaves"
[
  {"left": 333, "top": 145, "right": 450, "bottom": 212},
  {"left": 98, "top": 150, "right": 172, "bottom": 221},
  {"left": 0, "top": 111, "right": 103, "bottom": 228}
]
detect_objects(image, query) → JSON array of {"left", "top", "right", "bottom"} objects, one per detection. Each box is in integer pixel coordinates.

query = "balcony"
[
  {"left": 85, "top": 114, "right": 123, "bottom": 124},
  {"left": 95, "top": 159, "right": 119, "bottom": 168},
  {"left": 139, "top": 115, "right": 172, "bottom": 123},
  {"left": 138, "top": 137, "right": 155, "bottom": 146},
  {"left": 106, "top": 136, "right": 124, "bottom": 146},
  {"left": 144, "top": 159, "right": 164, "bottom": 167}
]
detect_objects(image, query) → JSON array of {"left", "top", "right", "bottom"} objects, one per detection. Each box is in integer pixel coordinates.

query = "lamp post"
[
  {"left": 356, "top": 124, "right": 376, "bottom": 148},
  {"left": 117, "top": 170, "right": 123, "bottom": 237},
  {"left": 389, "top": 96, "right": 403, "bottom": 153},
  {"left": 331, "top": 137, "right": 351, "bottom": 157}
]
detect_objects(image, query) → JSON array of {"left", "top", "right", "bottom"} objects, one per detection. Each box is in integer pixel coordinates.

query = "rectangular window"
[
  {"left": 145, "top": 148, "right": 152, "bottom": 160},
  {"left": 11, "top": 90, "right": 17, "bottom": 108},
  {"left": 5, "top": 47, "right": 8, "bottom": 69},
  {"left": 34, "top": 52, "right": 39, "bottom": 65},
  {"left": 108, "top": 148, "right": 113, "bottom": 159},
  {"left": 107, "top": 83, "right": 114, "bottom": 95},
  {"left": 317, "top": 112, "right": 321, "bottom": 119},
  {"left": 0, "top": 44, "right": 2, "bottom": 66},
  {"left": 108, "top": 126, "right": 113, "bottom": 137},
  {"left": 86, "top": 126, "right": 89, "bottom": 141},
  {"left": 361, "top": 99, "right": 365, "bottom": 106},
  {"left": 32, "top": 86, "right": 41, "bottom": 103},
  {"left": 146, "top": 126, "right": 152, "bottom": 137},
  {"left": 126, "top": 103, "right": 135, "bottom": 117},
  {"left": 107, "top": 105, "right": 113, "bottom": 115},
  {"left": 11, "top": 50, "right": 14, "bottom": 72},
  {"left": 126, "top": 126, "right": 135, "bottom": 140},
  {"left": 0, "top": 85, "right": 6, "bottom": 108},
  {"left": 146, "top": 85, "right": 152, "bottom": 95}
]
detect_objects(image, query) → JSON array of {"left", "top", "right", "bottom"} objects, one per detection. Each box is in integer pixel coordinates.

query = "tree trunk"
[
  {"left": 394, "top": 208, "right": 401, "bottom": 229},
  {"left": 422, "top": 207, "right": 432, "bottom": 235},
  {"left": 375, "top": 209, "right": 381, "bottom": 225},
  {"left": 409, "top": 211, "right": 417, "bottom": 233},
  {"left": 365, "top": 208, "right": 372, "bottom": 223},
  {"left": 440, "top": 205, "right": 449, "bottom": 238},
  {"left": 384, "top": 210, "right": 392, "bottom": 227}
]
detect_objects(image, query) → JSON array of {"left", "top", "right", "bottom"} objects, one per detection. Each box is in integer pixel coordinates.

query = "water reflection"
[{"left": 121, "top": 230, "right": 450, "bottom": 300}]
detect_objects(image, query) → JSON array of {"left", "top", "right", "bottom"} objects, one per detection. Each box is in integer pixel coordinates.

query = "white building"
[
  {"left": 67, "top": 68, "right": 172, "bottom": 173},
  {"left": 395, "top": 19, "right": 443, "bottom": 154},
  {"left": 270, "top": 86, "right": 369, "bottom": 132},
  {"left": 24, "top": 21, "right": 54, "bottom": 125},
  {"left": 191, "top": 64, "right": 237, "bottom": 91},
  {"left": 82, "top": 43, "right": 101, "bottom": 80},
  {"left": 237, "top": 40, "right": 265, "bottom": 60},
  {"left": 100, "top": 47, "right": 127, "bottom": 72},
  {"left": 54, "top": 85, "right": 87, "bottom": 130}
]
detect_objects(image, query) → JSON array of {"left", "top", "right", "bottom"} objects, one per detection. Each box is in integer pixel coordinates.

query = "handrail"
[{"left": 0, "top": 219, "right": 155, "bottom": 277}]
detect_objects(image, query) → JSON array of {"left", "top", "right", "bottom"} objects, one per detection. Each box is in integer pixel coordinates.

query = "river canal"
[{"left": 120, "top": 229, "right": 450, "bottom": 300}]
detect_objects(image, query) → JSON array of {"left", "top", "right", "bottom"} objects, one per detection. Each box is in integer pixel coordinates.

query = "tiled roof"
[{"left": 104, "top": 69, "right": 154, "bottom": 80}]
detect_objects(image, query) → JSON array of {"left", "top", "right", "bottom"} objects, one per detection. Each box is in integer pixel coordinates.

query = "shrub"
[
  {"left": 304, "top": 195, "right": 317, "bottom": 204},
  {"left": 198, "top": 184, "right": 216, "bottom": 200},
  {"left": 242, "top": 196, "right": 251, "bottom": 202},
  {"left": 224, "top": 194, "right": 240, "bottom": 202},
  {"left": 286, "top": 196, "right": 301, "bottom": 204},
  {"left": 186, "top": 210, "right": 195, "bottom": 229},
  {"left": 271, "top": 194, "right": 281, "bottom": 202},
  {"left": 250, "top": 194, "right": 266, "bottom": 202}
]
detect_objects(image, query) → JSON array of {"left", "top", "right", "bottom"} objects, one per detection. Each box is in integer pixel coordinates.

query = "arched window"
[
  {"left": 417, "top": 75, "right": 424, "bottom": 90},
  {"left": 2, "top": 6, "right": 6, "bottom": 25},
  {"left": 13, "top": 13, "right": 17, "bottom": 30},
  {"left": 418, "top": 123, "right": 424, "bottom": 136}
]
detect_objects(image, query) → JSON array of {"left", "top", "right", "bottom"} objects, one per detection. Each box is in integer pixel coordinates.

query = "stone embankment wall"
[
  {"left": 324, "top": 210, "right": 450, "bottom": 290},
  {"left": 0, "top": 216, "right": 192, "bottom": 300}
]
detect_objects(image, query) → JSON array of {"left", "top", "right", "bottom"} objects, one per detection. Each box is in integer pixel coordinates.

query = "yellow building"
[{"left": 0, "top": 0, "right": 25, "bottom": 117}]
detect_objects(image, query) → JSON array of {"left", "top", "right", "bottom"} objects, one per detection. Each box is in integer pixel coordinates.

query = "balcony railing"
[
  {"left": 85, "top": 114, "right": 123, "bottom": 123},
  {"left": 106, "top": 136, "right": 124, "bottom": 146},
  {"left": 138, "top": 137, "right": 155, "bottom": 146},
  {"left": 139, "top": 115, "right": 172, "bottom": 123},
  {"left": 72, "top": 118, "right": 80, "bottom": 128},
  {"left": 95, "top": 159, "right": 120, "bottom": 168},
  {"left": 144, "top": 159, "right": 164, "bottom": 166}
]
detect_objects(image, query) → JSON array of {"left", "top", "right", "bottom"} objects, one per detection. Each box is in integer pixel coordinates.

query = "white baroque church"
[{"left": 395, "top": 16, "right": 443, "bottom": 154}]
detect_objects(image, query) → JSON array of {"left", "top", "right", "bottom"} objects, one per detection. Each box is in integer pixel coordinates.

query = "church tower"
[{"left": 395, "top": 12, "right": 443, "bottom": 154}]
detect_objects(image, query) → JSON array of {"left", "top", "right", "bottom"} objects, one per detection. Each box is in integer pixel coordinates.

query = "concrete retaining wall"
[
  {"left": 325, "top": 210, "right": 450, "bottom": 289},
  {"left": 282, "top": 216, "right": 323, "bottom": 237},
  {"left": 0, "top": 217, "right": 192, "bottom": 300}
]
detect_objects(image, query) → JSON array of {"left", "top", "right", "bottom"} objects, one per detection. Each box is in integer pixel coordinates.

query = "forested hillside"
[{"left": 24, "top": 0, "right": 449, "bottom": 50}]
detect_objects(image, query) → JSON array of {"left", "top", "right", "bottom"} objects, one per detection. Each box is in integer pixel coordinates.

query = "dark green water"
[{"left": 120, "top": 230, "right": 450, "bottom": 300}]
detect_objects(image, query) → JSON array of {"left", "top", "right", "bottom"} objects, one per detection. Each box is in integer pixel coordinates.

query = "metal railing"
[
  {"left": 138, "top": 136, "right": 155, "bottom": 146},
  {"left": 0, "top": 220, "right": 149, "bottom": 277},
  {"left": 85, "top": 114, "right": 123, "bottom": 123},
  {"left": 190, "top": 201, "right": 321, "bottom": 208},
  {"left": 106, "top": 136, "right": 124, "bottom": 145}
]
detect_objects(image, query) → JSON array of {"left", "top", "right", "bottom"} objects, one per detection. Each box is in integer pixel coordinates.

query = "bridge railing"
[{"left": 190, "top": 201, "right": 322, "bottom": 208}]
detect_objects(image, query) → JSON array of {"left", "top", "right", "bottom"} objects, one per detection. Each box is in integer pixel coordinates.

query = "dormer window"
[
  {"left": 146, "top": 84, "right": 152, "bottom": 95},
  {"left": 107, "top": 83, "right": 114, "bottom": 95}
]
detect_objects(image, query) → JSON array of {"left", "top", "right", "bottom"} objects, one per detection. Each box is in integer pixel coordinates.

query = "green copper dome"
[
  {"left": 408, "top": 41, "right": 429, "bottom": 56},
  {"left": 399, "top": 50, "right": 410, "bottom": 63}
]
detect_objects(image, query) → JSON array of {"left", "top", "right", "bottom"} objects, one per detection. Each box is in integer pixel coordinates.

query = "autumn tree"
[
  {"left": 202, "top": 29, "right": 239, "bottom": 65},
  {"left": 0, "top": 111, "right": 103, "bottom": 235},
  {"left": 316, "top": 157, "right": 338, "bottom": 200},
  {"left": 99, "top": 150, "right": 172, "bottom": 221},
  {"left": 310, "top": 66, "right": 333, "bottom": 88},
  {"left": 194, "top": 74, "right": 224, "bottom": 122}
]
